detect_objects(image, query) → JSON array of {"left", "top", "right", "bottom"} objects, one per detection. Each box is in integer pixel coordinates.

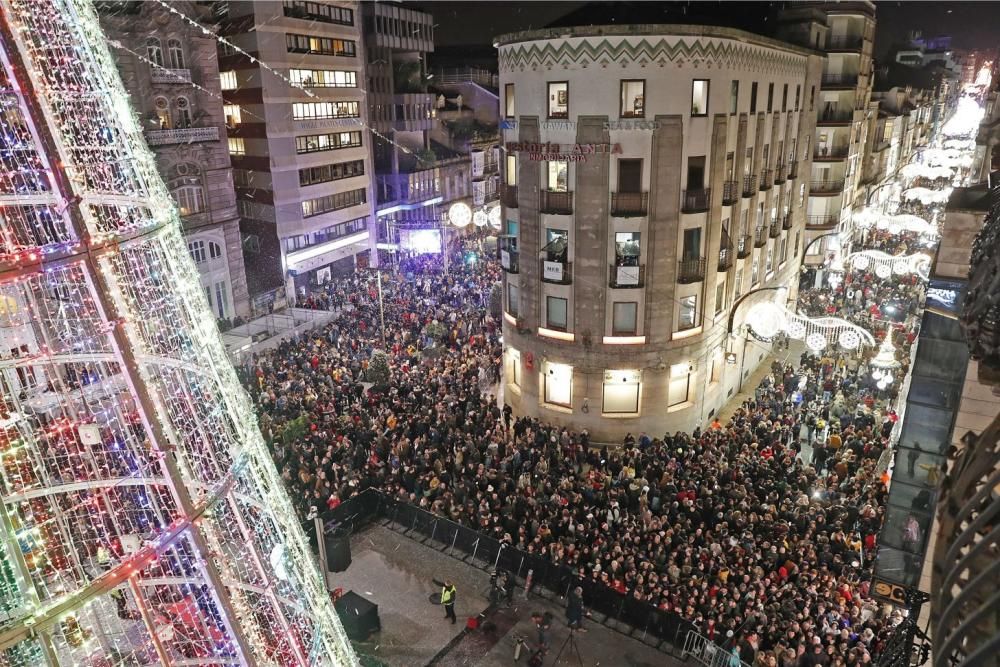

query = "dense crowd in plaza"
[{"left": 239, "top": 225, "right": 934, "bottom": 666}]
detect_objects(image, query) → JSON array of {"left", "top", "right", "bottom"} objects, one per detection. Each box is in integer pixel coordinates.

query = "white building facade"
[{"left": 496, "top": 25, "right": 824, "bottom": 440}]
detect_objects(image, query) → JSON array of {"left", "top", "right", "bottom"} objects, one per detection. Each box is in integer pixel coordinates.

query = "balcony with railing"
[
  {"left": 826, "top": 35, "right": 864, "bottom": 51},
  {"left": 722, "top": 180, "right": 739, "bottom": 205},
  {"left": 682, "top": 188, "right": 711, "bottom": 213},
  {"left": 609, "top": 263, "right": 645, "bottom": 288},
  {"left": 610, "top": 191, "right": 648, "bottom": 217},
  {"left": 540, "top": 258, "right": 572, "bottom": 284},
  {"left": 150, "top": 68, "right": 191, "bottom": 84},
  {"left": 782, "top": 211, "right": 793, "bottom": 230},
  {"left": 810, "top": 179, "right": 845, "bottom": 196},
  {"left": 814, "top": 145, "right": 850, "bottom": 160},
  {"left": 145, "top": 125, "right": 220, "bottom": 146},
  {"left": 788, "top": 160, "right": 799, "bottom": 179},
  {"left": 821, "top": 73, "right": 859, "bottom": 88},
  {"left": 774, "top": 162, "right": 786, "bottom": 184},
  {"left": 806, "top": 214, "right": 840, "bottom": 229},
  {"left": 742, "top": 175, "right": 758, "bottom": 197},
  {"left": 769, "top": 219, "right": 781, "bottom": 238},
  {"left": 759, "top": 169, "right": 773, "bottom": 191},
  {"left": 817, "top": 109, "right": 853, "bottom": 125},
  {"left": 540, "top": 190, "right": 573, "bottom": 214},
  {"left": 677, "top": 256, "right": 706, "bottom": 284},
  {"left": 501, "top": 184, "right": 518, "bottom": 208},
  {"left": 718, "top": 240, "right": 735, "bottom": 272},
  {"left": 736, "top": 234, "right": 752, "bottom": 259},
  {"left": 754, "top": 225, "right": 767, "bottom": 247}
]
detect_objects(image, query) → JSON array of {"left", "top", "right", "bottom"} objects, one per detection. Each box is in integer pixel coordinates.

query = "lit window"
[
  {"left": 668, "top": 363, "right": 691, "bottom": 407},
  {"left": 223, "top": 104, "right": 242, "bottom": 128},
  {"left": 546, "top": 160, "right": 568, "bottom": 192},
  {"left": 547, "top": 82, "right": 568, "bottom": 119},
  {"left": 505, "top": 347, "right": 521, "bottom": 388},
  {"left": 751, "top": 251, "right": 761, "bottom": 283},
  {"left": 678, "top": 295, "right": 698, "bottom": 331},
  {"left": 766, "top": 245, "right": 774, "bottom": 273},
  {"left": 228, "top": 137, "right": 246, "bottom": 156},
  {"left": 220, "top": 70, "right": 238, "bottom": 90},
  {"left": 620, "top": 80, "right": 644, "bottom": 118},
  {"left": 546, "top": 296, "right": 568, "bottom": 330},
  {"left": 543, "top": 362, "right": 572, "bottom": 407},
  {"left": 733, "top": 268, "right": 744, "bottom": 301},
  {"left": 173, "top": 186, "right": 205, "bottom": 217},
  {"left": 715, "top": 280, "right": 726, "bottom": 315},
  {"left": 603, "top": 370, "right": 640, "bottom": 414},
  {"left": 615, "top": 232, "right": 640, "bottom": 267},
  {"left": 506, "top": 155, "right": 517, "bottom": 186},
  {"left": 612, "top": 301, "right": 638, "bottom": 335},
  {"left": 691, "top": 79, "right": 709, "bottom": 116},
  {"left": 505, "top": 83, "right": 515, "bottom": 118},
  {"left": 729, "top": 79, "right": 739, "bottom": 115}
]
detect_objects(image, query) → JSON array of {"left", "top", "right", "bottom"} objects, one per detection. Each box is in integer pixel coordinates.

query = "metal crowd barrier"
[{"left": 683, "top": 630, "right": 753, "bottom": 667}]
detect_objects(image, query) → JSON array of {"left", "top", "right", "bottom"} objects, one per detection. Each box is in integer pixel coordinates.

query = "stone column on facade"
[
  {"left": 645, "top": 115, "right": 683, "bottom": 344},
  {"left": 517, "top": 117, "right": 541, "bottom": 401},
  {"left": 572, "top": 117, "right": 610, "bottom": 356}
]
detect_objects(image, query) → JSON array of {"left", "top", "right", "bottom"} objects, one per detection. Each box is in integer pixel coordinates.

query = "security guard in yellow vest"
[{"left": 441, "top": 581, "right": 457, "bottom": 624}]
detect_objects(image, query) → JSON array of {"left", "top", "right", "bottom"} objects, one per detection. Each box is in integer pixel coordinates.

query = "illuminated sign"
[{"left": 505, "top": 142, "right": 622, "bottom": 162}]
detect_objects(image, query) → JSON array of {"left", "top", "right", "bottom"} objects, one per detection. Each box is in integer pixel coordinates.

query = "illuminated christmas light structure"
[{"left": 0, "top": 0, "right": 356, "bottom": 664}]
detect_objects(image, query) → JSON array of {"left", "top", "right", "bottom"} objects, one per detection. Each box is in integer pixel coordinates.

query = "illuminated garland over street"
[{"left": 0, "top": 0, "right": 357, "bottom": 664}]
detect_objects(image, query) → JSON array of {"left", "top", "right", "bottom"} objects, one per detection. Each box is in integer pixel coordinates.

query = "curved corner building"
[{"left": 0, "top": 0, "right": 356, "bottom": 664}]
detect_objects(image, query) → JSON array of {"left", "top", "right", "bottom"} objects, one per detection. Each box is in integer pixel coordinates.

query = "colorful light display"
[{"left": 0, "top": 0, "right": 356, "bottom": 664}]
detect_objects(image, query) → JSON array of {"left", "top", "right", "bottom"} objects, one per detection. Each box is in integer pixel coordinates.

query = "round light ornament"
[
  {"left": 892, "top": 258, "right": 909, "bottom": 275},
  {"left": 786, "top": 320, "right": 807, "bottom": 340},
  {"left": 839, "top": 329, "right": 861, "bottom": 350},
  {"left": 473, "top": 210, "right": 488, "bottom": 227},
  {"left": 852, "top": 255, "right": 871, "bottom": 271},
  {"left": 746, "top": 302, "right": 787, "bottom": 340},
  {"left": 448, "top": 202, "right": 472, "bottom": 228},
  {"left": 877, "top": 379, "right": 889, "bottom": 391},
  {"left": 887, "top": 223, "right": 902, "bottom": 235},
  {"left": 806, "top": 332, "right": 827, "bottom": 352},
  {"left": 488, "top": 206, "right": 502, "bottom": 229},
  {"left": 875, "top": 264, "right": 892, "bottom": 279}
]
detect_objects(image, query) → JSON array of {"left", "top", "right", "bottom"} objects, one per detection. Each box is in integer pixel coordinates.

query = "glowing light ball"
[
  {"left": 488, "top": 206, "right": 502, "bottom": 229},
  {"left": 852, "top": 255, "right": 871, "bottom": 271},
  {"left": 892, "top": 259, "right": 909, "bottom": 275},
  {"left": 807, "top": 333, "right": 827, "bottom": 352},
  {"left": 887, "top": 223, "right": 902, "bottom": 235},
  {"left": 877, "top": 379, "right": 889, "bottom": 391},
  {"left": 787, "top": 320, "right": 807, "bottom": 340},
  {"left": 473, "top": 210, "right": 488, "bottom": 227},
  {"left": 839, "top": 330, "right": 861, "bottom": 350},
  {"left": 875, "top": 264, "right": 892, "bottom": 279},
  {"left": 448, "top": 202, "right": 472, "bottom": 227},
  {"left": 746, "top": 302, "right": 787, "bottom": 339}
]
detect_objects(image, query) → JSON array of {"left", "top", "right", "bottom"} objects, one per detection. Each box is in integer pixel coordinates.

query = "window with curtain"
[
  {"left": 146, "top": 38, "right": 163, "bottom": 67},
  {"left": 167, "top": 39, "right": 184, "bottom": 69}
]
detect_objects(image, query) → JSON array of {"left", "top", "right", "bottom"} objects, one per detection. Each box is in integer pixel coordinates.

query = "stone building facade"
[
  {"left": 496, "top": 25, "right": 824, "bottom": 440},
  {"left": 99, "top": 0, "right": 250, "bottom": 320}
]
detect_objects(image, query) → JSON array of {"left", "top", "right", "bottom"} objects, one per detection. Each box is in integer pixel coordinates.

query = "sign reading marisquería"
[{"left": 505, "top": 142, "right": 623, "bottom": 161}]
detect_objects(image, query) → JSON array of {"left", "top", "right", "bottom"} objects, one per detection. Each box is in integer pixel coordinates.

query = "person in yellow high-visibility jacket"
[{"left": 440, "top": 581, "right": 457, "bottom": 624}]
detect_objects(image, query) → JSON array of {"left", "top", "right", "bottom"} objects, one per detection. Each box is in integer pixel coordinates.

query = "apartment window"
[
  {"left": 766, "top": 83, "right": 774, "bottom": 112},
  {"left": 612, "top": 302, "right": 638, "bottom": 335},
  {"left": 506, "top": 155, "right": 517, "bottom": 186},
  {"left": 620, "top": 80, "right": 645, "bottom": 118},
  {"left": 733, "top": 267, "right": 744, "bottom": 300},
  {"left": 298, "top": 159, "right": 365, "bottom": 186},
  {"left": 165, "top": 39, "right": 184, "bottom": 70},
  {"left": 678, "top": 295, "right": 698, "bottom": 331},
  {"left": 715, "top": 279, "right": 726, "bottom": 315},
  {"left": 174, "top": 96, "right": 191, "bottom": 128},
  {"left": 794, "top": 231, "right": 801, "bottom": 257},
  {"left": 799, "top": 183, "right": 806, "bottom": 207},
  {"left": 810, "top": 85, "right": 815, "bottom": 110},
  {"left": 209, "top": 241, "right": 222, "bottom": 260},
  {"left": 618, "top": 159, "right": 642, "bottom": 193},
  {"left": 780, "top": 233, "right": 788, "bottom": 263},
  {"left": 211, "top": 281, "right": 228, "bottom": 318},
  {"left": 729, "top": 80, "right": 739, "bottom": 115},
  {"left": 543, "top": 362, "right": 573, "bottom": 407},
  {"left": 289, "top": 69, "right": 357, "bottom": 88},
  {"left": 751, "top": 251, "right": 761, "bottom": 284},
  {"left": 766, "top": 245, "right": 774, "bottom": 273},
  {"left": 548, "top": 82, "right": 568, "bottom": 119},
  {"left": 219, "top": 70, "right": 237, "bottom": 90},
  {"left": 505, "top": 347, "right": 521, "bottom": 388},
  {"left": 546, "top": 296, "right": 568, "bottom": 330},
  {"left": 668, "top": 363, "right": 691, "bottom": 407},
  {"left": 146, "top": 38, "right": 163, "bottom": 67},
  {"left": 615, "top": 232, "right": 640, "bottom": 266},
  {"left": 682, "top": 227, "right": 702, "bottom": 261},
  {"left": 744, "top": 146, "right": 753, "bottom": 176},
  {"left": 295, "top": 131, "right": 362, "bottom": 154},
  {"left": 285, "top": 34, "right": 356, "bottom": 57},
  {"left": 172, "top": 186, "right": 204, "bottom": 217},
  {"left": 691, "top": 79, "right": 709, "bottom": 116},
  {"left": 795, "top": 84, "right": 801, "bottom": 111},
  {"left": 603, "top": 370, "right": 640, "bottom": 414},
  {"left": 750, "top": 81, "right": 758, "bottom": 113},
  {"left": 283, "top": 1, "right": 354, "bottom": 25},
  {"left": 546, "top": 160, "right": 568, "bottom": 192},
  {"left": 283, "top": 217, "right": 368, "bottom": 252},
  {"left": 500, "top": 83, "right": 515, "bottom": 118},
  {"left": 223, "top": 104, "right": 242, "bottom": 128},
  {"left": 227, "top": 137, "right": 245, "bottom": 156},
  {"left": 301, "top": 188, "right": 366, "bottom": 217},
  {"left": 291, "top": 101, "right": 360, "bottom": 120},
  {"left": 782, "top": 84, "right": 788, "bottom": 112},
  {"left": 187, "top": 240, "right": 206, "bottom": 264},
  {"left": 806, "top": 237, "right": 823, "bottom": 256},
  {"left": 507, "top": 283, "right": 519, "bottom": 317},
  {"left": 710, "top": 353, "right": 722, "bottom": 384},
  {"left": 154, "top": 96, "right": 170, "bottom": 129}
]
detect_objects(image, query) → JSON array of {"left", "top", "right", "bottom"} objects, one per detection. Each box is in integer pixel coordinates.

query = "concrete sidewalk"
[{"left": 716, "top": 339, "right": 805, "bottom": 424}]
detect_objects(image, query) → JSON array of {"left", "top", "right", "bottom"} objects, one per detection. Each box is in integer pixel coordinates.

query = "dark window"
[
  {"left": 617, "top": 159, "right": 642, "bottom": 193},
  {"left": 682, "top": 227, "right": 702, "bottom": 260},
  {"left": 730, "top": 80, "right": 739, "bottom": 115},
  {"left": 283, "top": 1, "right": 354, "bottom": 25},
  {"left": 795, "top": 84, "right": 801, "bottom": 111},
  {"left": 782, "top": 84, "right": 788, "bottom": 112},
  {"left": 298, "top": 159, "right": 365, "bottom": 186},
  {"left": 295, "top": 131, "right": 363, "bottom": 154},
  {"left": 767, "top": 83, "right": 774, "bottom": 112},
  {"left": 686, "top": 156, "right": 705, "bottom": 190},
  {"left": 750, "top": 82, "right": 758, "bottom": 113},
  {"left": 810, "top": 86, "right": 815, "bottom": 110},
  {"left": 301, "top": 188, "right": 367, "bottom": 217}
]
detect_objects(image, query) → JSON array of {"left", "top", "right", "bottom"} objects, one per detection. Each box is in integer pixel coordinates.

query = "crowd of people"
[{"left": 239, "top": 226, "right": 931, "bottom": 666}]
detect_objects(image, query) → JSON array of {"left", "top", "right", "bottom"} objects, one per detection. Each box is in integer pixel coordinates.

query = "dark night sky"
[{"left": 411, "top": 1, "right": 1000, "bottom": 58}]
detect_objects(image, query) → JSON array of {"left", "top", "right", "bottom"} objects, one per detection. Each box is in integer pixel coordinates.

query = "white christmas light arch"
[
  {"left": 847, "top": 250, "right": 932, "bottom": 281},
  {"left": 745, "top": 301, "right": 876, "bottom": 351}
]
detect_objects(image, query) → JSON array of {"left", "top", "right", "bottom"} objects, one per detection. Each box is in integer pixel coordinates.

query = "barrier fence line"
[{"left": 317, "top": 489, "right": 695, "bottom": 654}]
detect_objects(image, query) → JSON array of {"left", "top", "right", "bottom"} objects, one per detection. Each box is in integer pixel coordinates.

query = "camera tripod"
[{"left": 550, "top": 627, "right": 583, "bottom": 666}]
